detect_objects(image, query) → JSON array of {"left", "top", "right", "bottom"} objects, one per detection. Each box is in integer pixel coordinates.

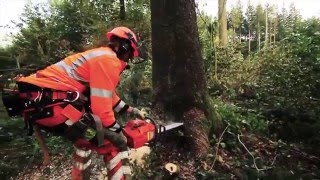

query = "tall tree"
[
  {"left": 230, "top": 0, "right": 243, "bottom": 42},
  {"left": 277, "top": 6, "right": 287, "bottom": 40},
  {"left": 218, "top": 0, "right": 228, "bottom": 46},
  {"left": 286, "top": 3, "right": 302, "bottom": 33},
  {"left": 255, "top": 4, "right": 264, "bottom": 52},
  {"left": 272, "top": 14, "right": 279, "bottom": 44},
  {"left": 151, "top": 0, "right": 222, "bottom": 157},
  {"left": 276, "top": 3, "right": 301, "bottom": 40},
  {"left": 268, "top": 5, "right": 278, "bottom": 46},
  {"left": 245, "top": 0, "right": 255, "bottom": 54},
  {"left": 264, "top": 4, "right": 269, "bottom": 48}
]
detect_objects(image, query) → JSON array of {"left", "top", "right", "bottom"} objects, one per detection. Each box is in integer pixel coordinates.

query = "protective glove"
[
  {"left": 107, "top": 122, "right": 122, "bottom": 133},
  {"left": 128, "top": 107, "right": 148, "bottom": 119},
  {"left": 105, "top": 122, "right": 127, "bottom": 150}
]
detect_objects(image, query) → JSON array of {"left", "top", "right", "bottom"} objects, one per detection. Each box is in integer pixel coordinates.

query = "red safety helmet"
[{"left": 106, "top": 27, "right": 139, "bottom": 57}]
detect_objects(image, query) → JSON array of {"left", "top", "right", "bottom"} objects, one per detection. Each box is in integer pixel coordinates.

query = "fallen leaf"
[{"left": 218, "top": 155, "right": 224, "bottom": 163}]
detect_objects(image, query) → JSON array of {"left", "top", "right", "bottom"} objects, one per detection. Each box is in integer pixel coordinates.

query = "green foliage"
[
  {"left": 257, "top": 18, "right": 320, "bottom": 111},
  {"left": 245, "top": 2, "right": 255, "bottom": 30},
  {"left": 0, "top": 47, "right": 16, "bottom": 68},
  {"left": 45, "top": 136, "right": 73, "bottom": 153},
  {"left": 9, "top": 0, "right": 150, "bottom": 65},
  {"left": 212, "top": 99, "right": 267, "bottom": 135},
  {"left": 206, "top": 15, "right": 320, "bottom": 148},
  {"left": 196, "top": 0, "right": 320, "bottom": 150},
  {"left": 197, "top": 13, "right": 217, "bottom": 76},
  {"left": 230, "top": 0, "right": 244, "bottom": 35},
  {"left": 12, "top": 3, "right": 53, "bottom": 64},
  {"left": 117, "top": 60, "right": 152, "bottom": 107}
]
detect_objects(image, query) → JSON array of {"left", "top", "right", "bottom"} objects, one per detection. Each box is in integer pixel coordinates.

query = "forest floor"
[
  {"left": 151, "top": 132, "right": 320, "bottom": 179},
  {"left": 1, "top": 121, "right": 319, "bottom": 180},
  {"left": 0, "top": 102, "right": 319, "bottom": 179}
]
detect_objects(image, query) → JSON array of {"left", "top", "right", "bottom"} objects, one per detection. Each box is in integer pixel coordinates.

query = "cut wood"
[
  {"left": 129, "top": 146, "right": 151, "bottom": 166},
  {"left": 165, "top": 163, "right": 180, "bottom": 174}
]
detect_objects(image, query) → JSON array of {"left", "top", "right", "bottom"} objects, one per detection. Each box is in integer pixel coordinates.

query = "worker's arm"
[
  {"left": 112, "top": 91, "right": 147, "bottom": 119},
  {"left": 89, "top": 58, "right": 118, "bottom": 128},
  {"left": 112, "top": 91, "right": 129, "bottom": 114}
]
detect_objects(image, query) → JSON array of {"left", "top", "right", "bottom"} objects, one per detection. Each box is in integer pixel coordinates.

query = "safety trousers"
[
  {"left": 71, "top": 137, "right": 132, "bottom": 180},
  {"left": 72, "top": 147, "right": 92, "bottom": 180}
]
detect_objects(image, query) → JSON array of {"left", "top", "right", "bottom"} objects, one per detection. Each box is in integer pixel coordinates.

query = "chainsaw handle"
[
  {"left": 144, "top": 116, "right": 156, "bottom": 127},
  {"left": 144, "top": 115, "right": 153, "bottom": 120},
  {"left": 144, "top": 116, "right": 160, "bottom": 143}
]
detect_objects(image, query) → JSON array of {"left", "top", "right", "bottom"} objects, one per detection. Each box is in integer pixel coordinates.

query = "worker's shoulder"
[{"left": 82, "top": 47, "right": 117, "bottom": 60}]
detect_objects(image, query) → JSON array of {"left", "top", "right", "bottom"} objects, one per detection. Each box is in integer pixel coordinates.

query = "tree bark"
[
  {"left": 119, "top": 0, "right": 125, "bottom": 20},
  {"left": 151, "top": 0, "right": 222, "bottom": 157},
  {"left": 218, "top": 0, "right": 228, "bottom": 46},
  {"left": 248, "top": 29, "right": 251, "bottom": 55},
  {"left": 274, "top": 27, "right": 276, "bottom": 44},
  {"left": 265, "top": 9, "right": 268, "bottom": 48},
  {"left": 258, "top": 21, "right": 261, "bottom": 52},
  {"left": 239, "top": 28, "right": 242, "bottom": 43}
]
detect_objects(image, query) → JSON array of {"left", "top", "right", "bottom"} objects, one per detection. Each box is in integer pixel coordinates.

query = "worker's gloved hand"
[
  {"left": 107, "top": 122, "right": 122, "bottom": 133},
  {"left": 104, "top": 122, "right": 127, "bottom": 150},
  {"left": 129, "top": 107, "right": 147, "bottom": 119}
]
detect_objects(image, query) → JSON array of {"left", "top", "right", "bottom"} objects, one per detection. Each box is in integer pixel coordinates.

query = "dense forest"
[{"left": 0, "top": 0, "right": 319, "bottom": 179}]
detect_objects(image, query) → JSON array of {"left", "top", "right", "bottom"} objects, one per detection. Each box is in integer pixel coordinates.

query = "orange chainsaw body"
[
  {"left": 122, "top": 119, "right": 156, "bottom": 148},
  {"left": 74, "top": 119, "right": 156, "bottom": 154}
]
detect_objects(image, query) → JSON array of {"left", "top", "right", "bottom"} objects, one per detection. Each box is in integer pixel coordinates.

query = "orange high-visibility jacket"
[{"left": 18, "top": 47, "right": 127, "bottom": 127}]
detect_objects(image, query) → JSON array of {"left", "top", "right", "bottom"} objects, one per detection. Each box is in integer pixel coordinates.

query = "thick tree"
[{"left": 151, "top": 0, "right": 222, "bottom": 157}]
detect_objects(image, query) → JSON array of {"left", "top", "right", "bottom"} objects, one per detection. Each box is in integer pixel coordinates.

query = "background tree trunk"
[
  {"left": 119, "top": 0, "right": 125, "bottom": 20},
  {"left": 151, "top": 0, "right": 222, "bottom": 157},
  {"left": 248, "top": 29, "right": 251, "bottom": 55},
  {"left": 239, "top": 28, "right": 242, "bottom": 43},
  {"left": 258, "top": 21, "right": 261, "bottom": 52},
  {"left": 265, "top": 8, "right": 268, "bottom": 48},
  {"left": 218, "top": 0, "right": 228, "bottom": 46}
]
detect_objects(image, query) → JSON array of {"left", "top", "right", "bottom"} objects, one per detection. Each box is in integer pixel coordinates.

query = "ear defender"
[
  {"left": 121, "top": 41, "right": 131, "bottom": 51},
  {"left": 117, "top": 40, "right": 134, "bottom": 61}
]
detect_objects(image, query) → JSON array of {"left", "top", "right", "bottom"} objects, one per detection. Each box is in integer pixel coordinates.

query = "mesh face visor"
[{"left": 125, "top": 32, "right": 138, "bottom": 48}]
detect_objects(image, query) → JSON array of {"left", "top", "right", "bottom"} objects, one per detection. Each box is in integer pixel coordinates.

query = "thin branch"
[
  {"left": 270, "top": 153, "right": 278, "bottom": 166},
  {"left": 195, "top": 2, "right": 209, "bottom": 28},
  {"left": 237, "top": 134, "right": 276, "bottom": 172},
  {"left": 209, "top": 124, "right": 230, "bottom": 171},
  {"left": 237, "top": 134, "right": 262, "bottom": 171}
]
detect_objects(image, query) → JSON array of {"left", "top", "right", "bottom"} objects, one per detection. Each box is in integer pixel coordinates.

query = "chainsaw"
[{"left": 122, "top": 117, "right": 184, "bottom": 148}]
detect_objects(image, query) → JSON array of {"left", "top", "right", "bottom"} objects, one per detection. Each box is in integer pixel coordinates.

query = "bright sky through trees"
[{"left": 0, "top": 0, "right": 319, "bottom": 46}]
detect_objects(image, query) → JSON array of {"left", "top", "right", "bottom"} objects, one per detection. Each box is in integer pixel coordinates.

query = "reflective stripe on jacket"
[{"left": 18, "top": 47, "right": 127, "bottom": 127}]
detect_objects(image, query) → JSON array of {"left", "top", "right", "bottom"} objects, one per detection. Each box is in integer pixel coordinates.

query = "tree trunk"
[
  {"left": 119, "top": 0, "right": 125, "bottom": 20},
  {"left": 16, "top": 58, "right": 20, "bottom": 69},
  {"left": 151, "top": 0, "right": 222, "bottom": 157},
  {"left": 270, "top": 33, "right": 272, "bottom": 46},
  {"left": 273, "top": 27, "right": 276, "bottom": 44},
  {"left": 239, "top": 28, "right": 242, "bottom": 43},
  {"left": 258, "top": 21, "right": 261, "bottom": 52},
  {"left": 265, "top": 9, "right": 268, "bottom": 48},
  {"left": 218, "top": 0, "right": 228, "bottom": 46},
  {"left": 248, "top": 29, "right": 251, "bottom": 55},
  {"left": 214, "top": 42, "right": 218, "bottom": 80}
]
